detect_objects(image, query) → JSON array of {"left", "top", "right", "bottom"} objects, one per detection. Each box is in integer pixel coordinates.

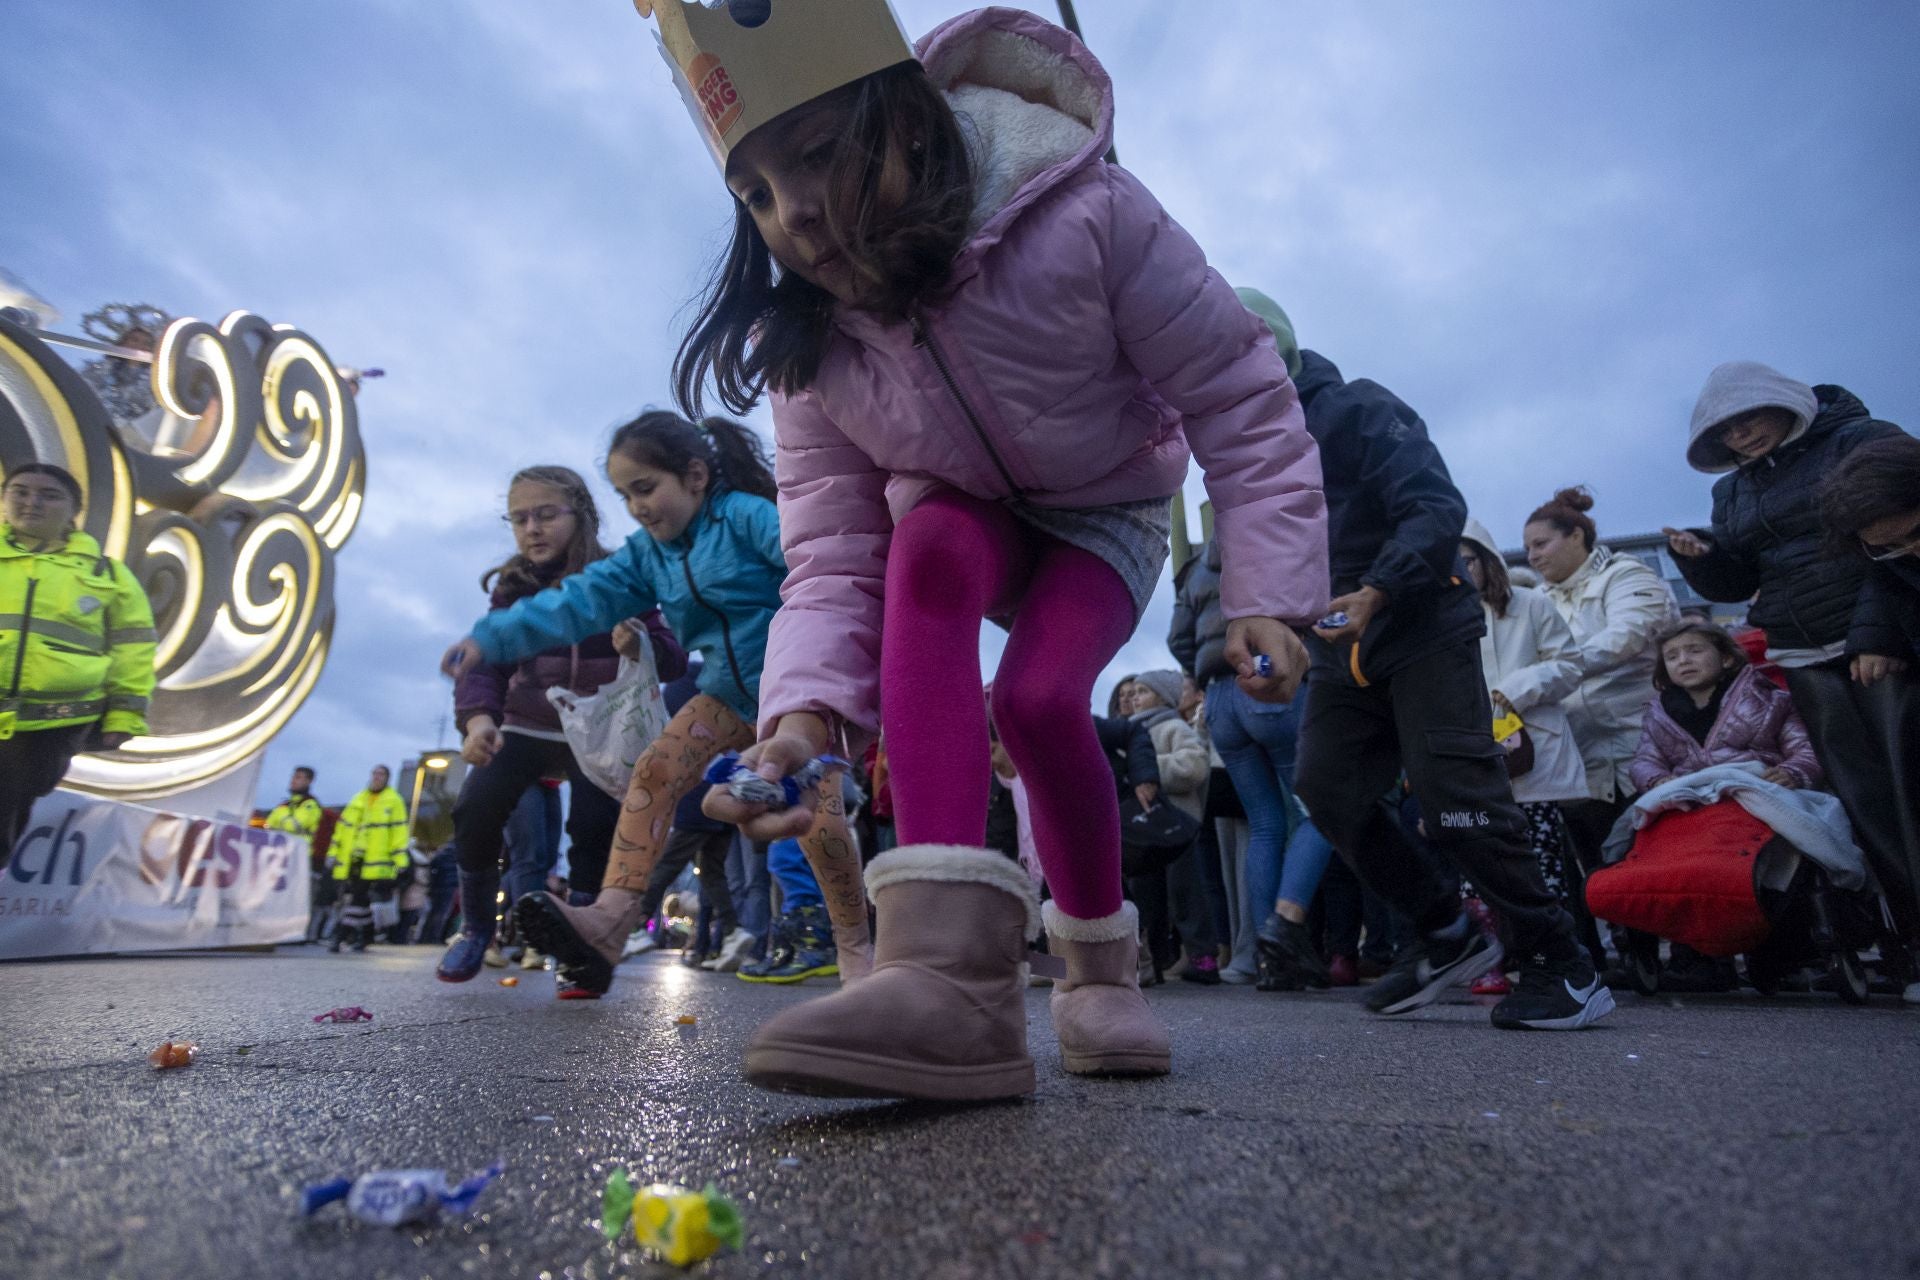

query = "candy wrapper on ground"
[
  {"left": 302, "top": 1162, "right": 504, "bottom": 1226},
  {"left": 602, "top": 1170, "right": 743, "bottom": 1266},
  {"left": 312, "top": 1006, "right": 374, "bottom": 1023},
  {"left": 703, "top": 752, "right": 846, "bottom": 811},
  {"left": 149, "top": 1041, "right": 197, "bottom": 1068}
]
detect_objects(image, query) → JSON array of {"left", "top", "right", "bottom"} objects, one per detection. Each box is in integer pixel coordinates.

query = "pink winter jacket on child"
[
  {"left": 1627, "top": 666, "right": 1823, "bottom": 793},
  {"left": 759, "top": 7, "right": 1329, "bottom": 740}
]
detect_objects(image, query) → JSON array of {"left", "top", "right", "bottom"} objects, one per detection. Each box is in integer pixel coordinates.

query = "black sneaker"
[
  {"left": 1491, "top": 956, "right": 1617, "bottom": 1030},
  {"left": 1363, "top": 925, "right": 1504, "bottom": 1015},
  {"left": 1256, "top": 914, "right": 1332, "bottom": 991}
]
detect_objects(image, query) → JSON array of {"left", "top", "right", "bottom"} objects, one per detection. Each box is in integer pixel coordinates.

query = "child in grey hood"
[{"left": 1662, "top": 360, "right": 1919, "bottom": 955}]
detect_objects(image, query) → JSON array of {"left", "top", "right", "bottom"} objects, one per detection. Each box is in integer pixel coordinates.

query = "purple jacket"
[
  {"left": 1627, "top": 666, "right": 1822, "bottom": 794},
  {"left": 455, "top": 582, "right": 685, "bottom": 736},
  {"left": 757, "top": 7, "right": 1328, "bottom": 740}
]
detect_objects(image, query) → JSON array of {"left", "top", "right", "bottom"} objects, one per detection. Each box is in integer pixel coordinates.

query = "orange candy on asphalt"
[
  {"left": 148, "top": 1041, "right": 198, "bottom": 1069},
  {"left": 499, "top": 977, "right": 519, "bottom": 987}
]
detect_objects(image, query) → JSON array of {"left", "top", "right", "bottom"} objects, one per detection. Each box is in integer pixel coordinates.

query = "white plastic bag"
[{"left": 547, "top": 637, "right": 669, "bottom": 799}]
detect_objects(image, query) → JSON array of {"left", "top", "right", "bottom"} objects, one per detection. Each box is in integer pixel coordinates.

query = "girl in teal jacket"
[{"left": 441, "top": 412, "right": 861, "bottom": 997}]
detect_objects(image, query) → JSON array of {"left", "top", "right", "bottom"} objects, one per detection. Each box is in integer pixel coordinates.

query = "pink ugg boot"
[
  {"left": 744, "top": 846, "right": 1037, "bottom": 1101},
  {"left": 1046, "top": 901, "right": 1172, "bottom": 1076}
]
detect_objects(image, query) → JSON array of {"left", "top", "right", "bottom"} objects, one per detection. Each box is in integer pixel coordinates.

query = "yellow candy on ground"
[{"left": 632, "top": 1183, "right": 742, "bottom": 1267}]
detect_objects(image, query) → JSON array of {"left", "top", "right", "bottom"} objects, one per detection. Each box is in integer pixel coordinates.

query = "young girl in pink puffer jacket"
[
  {"left": 1629, "top": 621, "right": 1823, "bottom": 794},
  {"left": 650, "top": 3, "right": 1327, "bottom": 1102}
]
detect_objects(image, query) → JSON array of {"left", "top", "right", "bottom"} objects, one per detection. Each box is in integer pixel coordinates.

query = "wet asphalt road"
[{"left": 3, "top": 944, "right": 1916, "bottom": 1280}]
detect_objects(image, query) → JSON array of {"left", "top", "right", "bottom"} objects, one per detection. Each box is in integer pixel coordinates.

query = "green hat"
[{"left": 1234, "top": 287, "right": 1301, "bottom": 379}]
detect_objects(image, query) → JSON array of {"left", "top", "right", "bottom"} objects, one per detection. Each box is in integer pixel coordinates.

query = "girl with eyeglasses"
[{"left": 436, "top": 463, "right": 688, "bottom": 992}]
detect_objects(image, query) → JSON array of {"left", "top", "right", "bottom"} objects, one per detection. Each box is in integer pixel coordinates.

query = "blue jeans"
[
  {"left": 768, "top": 837, "right": 824, "bottom": 913},
  {"left": 503, "top": 784, "right": 561, "bottom": 905},
  {"left": 726, "top": 832, "right": 770, "bottom": 938},
  {"left": 1206, "top": 678, "right": 1335, "bottom": 920}
]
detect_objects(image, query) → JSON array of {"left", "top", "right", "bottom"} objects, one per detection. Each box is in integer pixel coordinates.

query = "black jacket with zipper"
[
  {"left": 1293, "top": 350, "right": 1483, "bottom": 686},
  {"left": 1679, "top": 385, "right": 1909, "bottom": 655}
]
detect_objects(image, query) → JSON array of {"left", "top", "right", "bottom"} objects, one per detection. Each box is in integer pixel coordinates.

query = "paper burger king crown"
[{"left": 634, "top": 0, "right": 916, "bottom": 168}]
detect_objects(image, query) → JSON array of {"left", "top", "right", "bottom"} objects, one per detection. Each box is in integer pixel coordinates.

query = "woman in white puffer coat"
[{"left": 1459, "top": 519, "right": 1589, "bottom": 910}]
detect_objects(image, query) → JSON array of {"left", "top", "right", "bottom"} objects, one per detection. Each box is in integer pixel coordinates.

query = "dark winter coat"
[
  {"left": 1678, "top": 386, "right": 1908, "bottom": 654},
  {"left": 1293, "top": 349, "right": 1483, "bottom": 685},
  {"left": 1854, "top": 557, "right": 1920, "bottom": 662},
  {"left": 455, "top": 566, "right": 686, "bottom": 736},
  {"left": 1097, "top": 713, "right": 1160, "bottom": 795},
  {"left": 1168, "top": 537, "right": 1230, "bottom": 685}
]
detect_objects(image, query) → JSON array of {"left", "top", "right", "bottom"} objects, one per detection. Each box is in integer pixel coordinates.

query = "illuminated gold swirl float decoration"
[{"left": 0, "top": 311, "right": 365, "bottom": 797}]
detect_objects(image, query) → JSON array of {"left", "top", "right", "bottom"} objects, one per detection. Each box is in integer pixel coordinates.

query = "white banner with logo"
[{"left": 0, "top": 791, "right": 309, "bottom": 959}]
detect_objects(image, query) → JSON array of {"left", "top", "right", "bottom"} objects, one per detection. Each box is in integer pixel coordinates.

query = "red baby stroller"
[{"left": 1585, "top": 799, "right": 1881, "bottom": 1003}]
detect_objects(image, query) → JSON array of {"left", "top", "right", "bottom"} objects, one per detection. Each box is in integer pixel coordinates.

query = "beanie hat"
[
  {"left": 1234, "top": 288, "right": 1302, "bottom": 379},
  {"left": 1131, "top": 669, "right": 1186, "bottom": 713},
  {"left": 1686, "top": 361, "right": 1818, "bottom": 474}
]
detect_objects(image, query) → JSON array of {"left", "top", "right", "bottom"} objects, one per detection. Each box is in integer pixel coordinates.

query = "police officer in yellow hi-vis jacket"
[
  {"left": 1, "top": 463, "right": 156, "bottom": 861},
  {"left": 330, "top": 764, "right": 410, "bottom": 951}
]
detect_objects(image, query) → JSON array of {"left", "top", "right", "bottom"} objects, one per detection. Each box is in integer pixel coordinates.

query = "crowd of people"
[{"left": 5, "top": 4, "right": 1917, "bottom": 1110}]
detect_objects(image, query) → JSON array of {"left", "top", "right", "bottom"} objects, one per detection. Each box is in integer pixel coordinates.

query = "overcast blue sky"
[{"left": 4, "top": 1, "right": 1917, "bottom": 807}]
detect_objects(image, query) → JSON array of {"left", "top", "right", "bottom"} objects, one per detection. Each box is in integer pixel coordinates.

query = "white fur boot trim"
[
  {"left": 864, "top": 845, "right": 1042, "bottom": 940},
  {"left": 1042, "top": 900, "right": 1138, "bottom": 944}
]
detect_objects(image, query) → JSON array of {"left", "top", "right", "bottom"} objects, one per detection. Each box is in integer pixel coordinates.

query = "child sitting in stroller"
[
  {"left": 1591, "top": 621, "right": 1877, "bottom": 998},
  {"left": 1628, "top": 621, "right": 1820, "bottom": 797}
]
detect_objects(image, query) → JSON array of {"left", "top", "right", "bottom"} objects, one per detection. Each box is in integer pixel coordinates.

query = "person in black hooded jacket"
[
  {"left": 1667, "top": 362, "right": 1917, "bottom": 952},
  {"left": 1232, "top": 289, "right": 1610, "bottom": 1032}
]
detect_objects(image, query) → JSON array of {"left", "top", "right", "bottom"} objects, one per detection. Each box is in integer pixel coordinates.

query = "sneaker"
[
  {"left": 1904, "top": 981, "right": 1920, "bottom": 1006},
  {"left": 1181, "top": 954, "right": 1223, "bottom": 985},
  {"left": 519, "top": 947, "right": 546, "bottom": 971},
  {"left": 751, "top": 906, "right": 837, "bottom": 984},
  {"left": 740, "top": 915, "right": 797, "bottom": 981},
  {"left": 1363, "top": 923, "right": 1504, "bottom": 1015},
  {"left": 1221, "top": 963, "right": 1258, "bottom": 986},
  {"left": 482, "top": 944, "right": 508, "bottom": 969},
  {"left": 555, "top": 974, "right": 601, "bottom": 1001},
  {"left": 1327, "top": 954, "right": 1359, "bottom": 988},
  {"left": 623, "top": 931, "right": 659, "bottom": 960},
  {"left": 1256, "top": 914, "right": 1333, "bottom": 991},
  {"left": 712, "top": 927, "right": 758, "bottom": 974},
  {"left": 1491, "top": 956, "right": 1616, "bottom": 1030},
  {"left": 1357, "top": 953, "right": 1390, "bottom": 981},
  {"left": 1470, "top": 969, "right": 1513, "bottom": 996},
  {"left": 681, "top": 948, "right": 708, "bottom": 969}
]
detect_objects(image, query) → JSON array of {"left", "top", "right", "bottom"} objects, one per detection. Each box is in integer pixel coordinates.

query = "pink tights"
[{"left": 882, "top": 492, "right": 1136, "bottom": 920}]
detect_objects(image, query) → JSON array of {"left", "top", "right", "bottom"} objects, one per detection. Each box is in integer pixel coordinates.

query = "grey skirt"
[{"left": 1008, "top": 494, "right": 1172, "bottom": 622}]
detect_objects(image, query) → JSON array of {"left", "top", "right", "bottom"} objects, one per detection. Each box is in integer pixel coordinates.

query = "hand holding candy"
[{"left": 700, "top": 715, "right": 840, "bottom": 840}]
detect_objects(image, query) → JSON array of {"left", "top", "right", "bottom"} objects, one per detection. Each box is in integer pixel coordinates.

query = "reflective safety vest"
[
  {"left": 0, "top": 525, "right": 157, "bottom": 741},
  {"left": 332, "top": 787, "right": 410, "bottom": 880},
  {"left": 265, "top": 795, "right": 323, "bottom": 838}
]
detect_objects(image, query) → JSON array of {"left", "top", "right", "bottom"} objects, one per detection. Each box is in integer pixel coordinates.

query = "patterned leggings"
[
  {"left": 1523, "top": 801, "right": 1573, "bottom": 903},
  {"left": 603, "top": 693, "right": 864, "bottom": 935}
]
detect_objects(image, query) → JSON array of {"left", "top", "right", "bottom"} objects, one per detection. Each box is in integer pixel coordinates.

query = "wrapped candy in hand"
[
  {"left": 602, "top": 1170, "right": 743, "bottom": 1267},
  {"left": 702, "top": 752, "right": 846, "bottom": 811},
  {"left": 302, "top": 1163, "right": 504, "bottom": 1226}
]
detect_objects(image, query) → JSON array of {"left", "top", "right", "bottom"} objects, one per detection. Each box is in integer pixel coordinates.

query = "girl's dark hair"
[
  {"left": 1651, "top": 620, "right": 1748, "bottom": 691},
  {"left": 673, "top": 62, "right": 975, "bottom": 415},
  {"left": 608, "top": 410, "right": 776, "bottom": 503},
  {"left": 1462, "top": 540, "right": 1513, "bottom": 618},
  {"left": 1525, "top": 485, "right": 1598, "bottom": 552},
  {"left": 4, "top": 461, "right": 84, "bottom": 505},
  {"left": 482, "top": 465, "right": 608, "bottom": 603},
  {"left": 1821, "top": 434, "right": 1920, "bottom": 556}
]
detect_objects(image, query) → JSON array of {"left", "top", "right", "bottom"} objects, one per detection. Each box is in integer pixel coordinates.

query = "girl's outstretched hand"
[
  {"left": 1225, "top": 617, "right": 1309, "bottom": 703},
  {"left": 441, "top": 638, "right": 484, "bottom": 680},
  {"left": 701, "top": 713, "right": 830, "bottom": 841}
]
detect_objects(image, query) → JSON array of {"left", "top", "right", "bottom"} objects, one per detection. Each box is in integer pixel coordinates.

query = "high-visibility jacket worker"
[
  {"left": 265, "top": 793, "right": 324, "bottom": 837},
  {"left": 2, "top": 462, "right": 157, "bottom": 860},
  {"left": 333, "top": 778, "right": 410, "bottom": 880}
]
